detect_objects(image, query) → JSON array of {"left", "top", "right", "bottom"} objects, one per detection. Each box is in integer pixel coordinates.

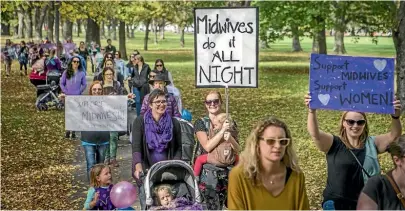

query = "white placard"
[
  {"left": 65, "top": 95, "right": 127, "bottom": 131},
  {"left": 194, "top": 7, "right": 258, "bottom": 88}
]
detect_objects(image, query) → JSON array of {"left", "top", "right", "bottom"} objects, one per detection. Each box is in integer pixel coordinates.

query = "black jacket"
[
  {"left": 130, "top": 63, "right": 151, "bottom": 88},
  {"left": 131, "top": 115, "right": 182, "bottom": 170},
  {"left": 81, "top": 131, "right": 110, "bottom": 144}
]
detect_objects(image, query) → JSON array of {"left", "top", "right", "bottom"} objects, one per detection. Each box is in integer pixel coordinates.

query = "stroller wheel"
[
  {"left": 37, "top": 103, "right": 48, "bottom": 111},
  {"left": 56, "top": 103, "right": 64, "bottom": 110}
]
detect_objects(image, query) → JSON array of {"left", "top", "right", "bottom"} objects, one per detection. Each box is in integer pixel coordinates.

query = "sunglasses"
[
  {"left": 149, "top": 75, "right": 156, "bottom": 78},
  {"left": 72, "top": 60, "right": 80, "bottom": 63},
  {"left": 156, "top": 64, "right": 163, "bottom": 67},
  {"left": 260, "top": 137, "right": 290, "bottom": 146},
  {"left": 92, "top": 88, "right": 102, "bottom": 91},
  {"left": 101, "top": 49, "right": 105, "bottom": 51},
  {"left": 205, "top": 99, "right": 220, "bottom": 105},
  {"left": 345, "top": 119, "right": 366, "bottom": 126},
  {"left": 107, "top": 56, "right": 113, "bottom": 59},
  {"left": 152, "top": 100, "right": 167, "bottom": 105}
]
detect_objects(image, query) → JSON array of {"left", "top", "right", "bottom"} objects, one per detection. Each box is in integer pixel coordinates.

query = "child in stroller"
[{"left": 143, "top": 160, "right": 204, "bottom": 210}]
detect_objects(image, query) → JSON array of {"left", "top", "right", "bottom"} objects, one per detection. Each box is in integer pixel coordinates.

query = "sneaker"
[
  {"left": 110, "top": 159, "right": 119, "bottom": 167},
  {"left": 71, "top": 132, "right": 76, "bottom": 139},
  {"left": 65, "top": 131, "right": 70, "bottom": 138}
]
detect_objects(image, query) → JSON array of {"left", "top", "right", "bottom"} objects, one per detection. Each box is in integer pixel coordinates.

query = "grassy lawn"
[{"left": 1, "top": 32, "right": 403, "bottom": 209}]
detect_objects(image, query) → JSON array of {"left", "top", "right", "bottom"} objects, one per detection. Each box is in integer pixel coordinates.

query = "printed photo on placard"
[{"left": 309, "top": 53, "right": 395, "bottom": 114}]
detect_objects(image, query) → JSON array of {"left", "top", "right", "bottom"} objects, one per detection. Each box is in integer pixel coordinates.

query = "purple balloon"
[{"left": 110, "top": 181, "right": 138, "bottom": 209}]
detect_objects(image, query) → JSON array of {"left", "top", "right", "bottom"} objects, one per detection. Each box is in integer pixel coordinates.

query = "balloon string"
[{"left": 225, "top": 86, "right": 229, "bottom": 120}]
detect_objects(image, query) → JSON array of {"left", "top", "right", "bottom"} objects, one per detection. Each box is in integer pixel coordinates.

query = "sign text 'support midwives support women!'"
[
  {"left": 309, "top": 54, "right": 395, "bottom": 114},
  {"left": 194, "top": 7, "right": 258, "bottom": 88}
]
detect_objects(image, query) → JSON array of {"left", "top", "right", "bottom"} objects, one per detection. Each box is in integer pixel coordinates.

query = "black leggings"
[{"left": 19, "top": 62, "right": 27, "bottom": 71}]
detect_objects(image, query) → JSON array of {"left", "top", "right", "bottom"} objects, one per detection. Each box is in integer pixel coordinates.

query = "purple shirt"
[{"left": 60, "top": 70, "right": 87, "bottom": 95}]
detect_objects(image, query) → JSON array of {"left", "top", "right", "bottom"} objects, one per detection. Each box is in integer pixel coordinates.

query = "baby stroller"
[
  {"left": 144, "top": 160, "right": 203, "bottom": 210},
  {"left": 35, "top": 70, "right": 63, "bottom": 111}
]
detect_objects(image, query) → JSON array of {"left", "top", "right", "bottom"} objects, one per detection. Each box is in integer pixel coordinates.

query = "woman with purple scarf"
[{"left": 131, "top": 89, "right": 182, "bottom": 210}]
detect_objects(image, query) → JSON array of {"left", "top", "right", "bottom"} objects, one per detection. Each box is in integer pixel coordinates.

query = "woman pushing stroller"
[{"left": 131, "top": 89, "right": 183, "bottom": 210}]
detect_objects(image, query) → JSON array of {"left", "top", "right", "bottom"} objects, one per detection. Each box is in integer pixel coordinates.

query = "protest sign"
[
  {"left": 63, "top": 43, "right": 76, "bottom": 55},
  {"left": 65, "top": 96, "right": 127, "bottom": 131},
  {"left": 194, "top": 7, "right": 258, "bottom": 88},
  {"left": 309, "top": 54, "right": 395, "bottom": 114}
]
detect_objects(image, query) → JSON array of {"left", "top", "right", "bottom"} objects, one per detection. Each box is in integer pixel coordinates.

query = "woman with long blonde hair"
[
  {"left": 304, "top": 93, "right": 402, "bottom": 209},
  {"left": 227, "top": 116, "right": 309, "bottom": 210}
]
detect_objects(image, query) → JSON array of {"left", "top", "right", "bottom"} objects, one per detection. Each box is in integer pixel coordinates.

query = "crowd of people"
[{"left": 2, "top": 37, "right": 405, "bottom": 210}]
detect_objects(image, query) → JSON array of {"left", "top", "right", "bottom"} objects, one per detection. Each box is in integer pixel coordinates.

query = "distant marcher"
[
  {"left": 105, "top": 39, "right": 116, "bottom": 55},
  {"left": 18, "top": 41, "right": 29, "bottom": 75},
  {"left": 129, "top": 55, "right": 151, "bottom": 116},
  {"left": 60, "top": 56, "right": 87, "bottom": 139},
  {"left": 81, "top": 81, "right": 110, "bottom": 179}
]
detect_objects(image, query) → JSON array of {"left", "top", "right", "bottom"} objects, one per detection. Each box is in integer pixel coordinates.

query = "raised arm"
[
  {"left": 374, "top": 99, "right": 402, "bottom": 153},
  {"left": 305, "top": 93, "right": 333, "bottom": 153}
]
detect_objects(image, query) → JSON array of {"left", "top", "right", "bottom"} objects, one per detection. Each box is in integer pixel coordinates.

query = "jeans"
[
  {"left": 105, "top": 132, "right": 118, "bottom": 160},
  {"left": 83, "top": 144, "right": 109, "bottom": 179},
  {"left": 132, "top": 87, "right": 141, "bottom": 116}
]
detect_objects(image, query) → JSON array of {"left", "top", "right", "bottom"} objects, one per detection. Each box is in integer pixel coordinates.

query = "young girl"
[
  {"left": 193, "top": 113, "right": 239, "bottom": 179},
  {"left": 150, "top": 184, "right": 203, "bottom": 210},
  {"left": 84, "top": 164, "right": 115, "bottom": 210}
]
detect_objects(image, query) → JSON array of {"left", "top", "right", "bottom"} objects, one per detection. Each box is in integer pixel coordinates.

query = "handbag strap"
[
  {"left": 385, "top": 170, "right": 405, "bottom": 207},
  {"left": 347, "top": 148, "right": 371, "bottom": 178}
]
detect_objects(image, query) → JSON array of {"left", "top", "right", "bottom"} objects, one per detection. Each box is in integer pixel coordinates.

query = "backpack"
[{"left": 175, "top": 117, "right": 196, "bottom": 165}]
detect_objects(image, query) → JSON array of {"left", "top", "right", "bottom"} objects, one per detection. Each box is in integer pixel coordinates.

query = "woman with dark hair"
[
  {"left": 18, "top": 41, "right": 29, "bottom": 75},
  {"left": 140, "top": 69, "right": 159, "bottom": 101},
  {"left": 81, "top": 80, "right": 110, "bottom": 179},
  {"left": 93, "top": 58, "right": 125, "bottom": 91},
  {"left": 357, "top": 135, "right": 405, "bottom": 210},
  {"left": 60, "top": 56, "right": 87, "bottom": 139},
  {"left": 129, "top": 55, "right": 151, "bottom": 116},
  {"left": 101, "top": 67, "right": 124, "bottom": 167},
  {"left": 2, "top": 39, "right": 13, "bottom": 77},
  {"left": 131, "top": 89, "right": 182, "bottom": 210},
  {"left": 304, "top": 93, "right": 402, "bottom": 210}
]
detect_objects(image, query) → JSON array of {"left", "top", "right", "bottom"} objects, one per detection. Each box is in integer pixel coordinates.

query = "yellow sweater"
[{"left": 227, "top": 165, "right": 310, "bottom": 210}]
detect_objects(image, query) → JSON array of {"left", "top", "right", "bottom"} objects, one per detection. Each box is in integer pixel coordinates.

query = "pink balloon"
[{"left": 110, "top": 181, "right": 138, "bottom": 209}]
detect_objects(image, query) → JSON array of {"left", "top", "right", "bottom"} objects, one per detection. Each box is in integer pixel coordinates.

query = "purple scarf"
[{"left": 144, "top": 109, "right": 173, "bottom": 152}]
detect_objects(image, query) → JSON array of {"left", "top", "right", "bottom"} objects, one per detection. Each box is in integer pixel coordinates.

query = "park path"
[{"left": 69, "top": 75, "right": 140, "bottom": 209}]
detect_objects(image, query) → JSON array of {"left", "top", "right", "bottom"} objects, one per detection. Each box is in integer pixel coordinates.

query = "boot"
[
  {"left": 65, "top": 131, "right": 71, "bottom": 138},
  {"left": 71, "top": 132, "right": 76, "bottom": 139}
]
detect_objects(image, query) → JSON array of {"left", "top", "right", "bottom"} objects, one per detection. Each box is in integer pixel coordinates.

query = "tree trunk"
[
  {"left": 34, "top": 5, "right": 48, "bottom": 41},
  {"left": 85, "top": 18, "right": 101, "bottom": 46},
  {"left": 291, "top": 25, "right": 303, "bottom": 52},
  {"left": 24, "top": 6, "right": 33, "bottom": 39},
  {"left": 126, "top": 24, "right": 130, "bottom": 38},
  {"left": 77, "top": 19, "right": 81, "bottom": 38},
  {"left": 107, "top": 21, "right": 112, "bottom": 38},
  {"left": 159, "top": 20, "right": 165, "bottom": 40},
  {"left": 333, "top": 2, "right": 347, "bottom": 54},
  {"left": 47, "top": 1, "right": 54, "bottom": 42},
  {"left": 153, "top": 20, "right": 158, "bottom": 44},
  {"left": 312, "top": 17, "right": 327, "bottom": 54},
  {"left": 17, "top": 6, "right": 25, "bottom": 38},
  {"left": 180, "top": 26, "right": 185, "bottom": 48},
  {"left": 334, "top": 30, "right": 346, "bottom": 54},
  {"left": 394, "top": 1, "right": 405, "bottom": 113},
  {"left": 112, "top": 19, "right": 117, "bottom": 40},
  {"left": 144, "top": 19, "right": 151, "bottom": 51},
  {"left": 55, "top": 2, "right": 60, "bottom": 55},
  {"left": 119, "top": 21, "right": 128, "bottom": 60},
  {"left": 101, "top": 21, "right": 105, "bottom": 38},
  {"left": 1, "top": 23, "right": 10, "bottom": 36},
  {"left": 131, "top": 25, "right": 135, "bottom": 38},
  {"left": 63, "top": 20, "right": 73, "bottom": 41}
]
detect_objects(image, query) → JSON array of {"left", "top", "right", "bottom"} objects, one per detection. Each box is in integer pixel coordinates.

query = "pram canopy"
[{"left": 144, "top": 160, "right": 201, "bottom": 207}]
